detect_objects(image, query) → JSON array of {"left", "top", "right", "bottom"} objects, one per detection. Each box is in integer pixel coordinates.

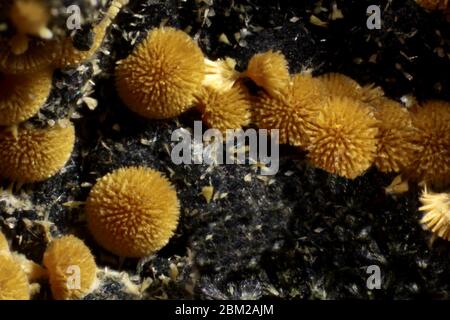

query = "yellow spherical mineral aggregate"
[
  {"left": 43, "top": 235, "right": 97, "bottom": 300},
  {"left": 253, "top": 73, "right": 326, "bottom": 147},
  {"left": 307, "top": 96, "right": 379, "bottom": 179},
  {"left": 195, "top": 84, "right": 251, "bottom": 133},
  {"left": 85, "top": 167, "right": 180, "bottom": 258},
  {"left": 0, "top": 123, "right": 75, "bottom": 183},
  {"left": 0, "top": 69, "right": 53, "bottom": 126},
  {"left": 115, "top": 27, "right": 205, "bottom": 119},
  {"left": 373, "top": 97, "right": 417, "bottom": 173},
  {"left": 406, "top": 100, "right": 450, "bottom": 187}
]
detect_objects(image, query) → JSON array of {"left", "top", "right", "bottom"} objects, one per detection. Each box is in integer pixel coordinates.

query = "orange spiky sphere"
[
  {"left": 195, "top": 84, "right": 251, "bottom": 133},
  {"left": 0, "top": 69, "right": 53, "bottom": 126},
  {"left": 253, "top": 73, "right": 326, "bottom": 147},
  {"left": 307, "top": 96, "right": 379, "bottom": 179},
  {"left": 115, "top": 27, "right": 205, "bottom": 119},
  {"left": 43, "top": 235, "right": 97, "bottom": 300},
  {"left": 0, "top": 123, "right": 75, "bottom": 183},
  {"left": 85, "top": 167, "right": 180, "bottom": 258},
  {"left": 373, "top": 97, "right": 418, "bottom": 173},
  {"left": 406, "top": 100, "right": 450, "bottom": 187}
]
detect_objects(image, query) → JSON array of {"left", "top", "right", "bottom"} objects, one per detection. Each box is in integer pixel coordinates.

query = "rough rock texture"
[{"left": 0, "top": 0, "right": 449, "bottom": 300}]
